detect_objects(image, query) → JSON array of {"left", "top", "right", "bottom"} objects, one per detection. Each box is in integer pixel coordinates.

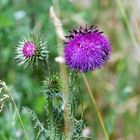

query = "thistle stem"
[
  {"left": 82, "top": 73, "right": 109, "bottom": 140},
  {"left": 48, "top": 96, "right": 55, "bottom": 139},
  {"left": 50, "top": 4, "right": 71, "bottom": 139},
  {"left": 4, "top": 83, "right": 29, "bottom": 140}
]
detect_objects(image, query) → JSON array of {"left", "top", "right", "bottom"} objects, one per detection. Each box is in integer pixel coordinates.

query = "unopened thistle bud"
[
  {"left": 15, "top": 33, "right": 49, "bottom": 68},
  {"left": 43, "top": 74, "right": 62, "bottom": 95}
]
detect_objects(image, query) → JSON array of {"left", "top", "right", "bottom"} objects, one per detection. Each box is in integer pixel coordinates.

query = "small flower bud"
[{"left": 15, "top": 33, "right": 49, "bottom": 68}]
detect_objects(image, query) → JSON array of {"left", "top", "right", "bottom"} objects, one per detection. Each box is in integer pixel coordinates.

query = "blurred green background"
[{"left": 0, "top": 0, "right": 140, "bottom": 139}]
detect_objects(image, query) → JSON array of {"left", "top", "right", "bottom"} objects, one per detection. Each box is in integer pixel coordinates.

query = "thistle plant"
[
  {"left": 64, "top": 25, "right": 112, "bottom": 140},
  {"left": 14, "top": 25, "right": 112, "bottom": 140}
]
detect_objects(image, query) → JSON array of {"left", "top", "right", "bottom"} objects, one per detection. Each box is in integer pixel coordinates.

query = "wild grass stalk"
[
  {"left": 3, "top": 82, "right": 29, "bottom": 140},
  {"left": 82, "top": 73, "right": 110, "bottom": 140},
  {"left": 130, "top": 0, "right": 140, "bottom": 43},
  {"left": 116, "top": 0, "right": 140, "bottom": 57}
]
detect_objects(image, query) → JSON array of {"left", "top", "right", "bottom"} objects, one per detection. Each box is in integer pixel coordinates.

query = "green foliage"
[
  {"left": 24, "top": 108, "right": 47, "bottom": 140},
  {"left": 67, "top": 71, "right": 85, "bottom": 139}
]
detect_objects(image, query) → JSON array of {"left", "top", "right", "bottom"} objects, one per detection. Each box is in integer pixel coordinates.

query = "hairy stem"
[
  {"left": 48, "top": 96, "right": 55, "bottom": 139},
  {"left": 50, "top": 4, "right": 71, "bottom": 139}
]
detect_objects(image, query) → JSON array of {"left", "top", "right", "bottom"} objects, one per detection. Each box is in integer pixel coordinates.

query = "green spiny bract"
[{"left": 43, "top": 74, "right": 62, "bottom": 95}]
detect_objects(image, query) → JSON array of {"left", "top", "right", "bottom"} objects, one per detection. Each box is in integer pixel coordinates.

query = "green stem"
[
  {"left": 82, "top": 74, "right": 109, "bottom": 140},
  {"left": 48, "top": 96, "right": 55, "bottom": 139}
]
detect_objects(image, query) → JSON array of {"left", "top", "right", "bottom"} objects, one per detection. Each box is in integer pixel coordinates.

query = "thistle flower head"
[
  {"left": 15, "top": 33, "right": 49, "bottom": 68},
  {"left": 64, "top": 25, "right": 112, "bottom": 72},
  {"left": 22, "top": 42, "right": 36, "bottom": 58}
]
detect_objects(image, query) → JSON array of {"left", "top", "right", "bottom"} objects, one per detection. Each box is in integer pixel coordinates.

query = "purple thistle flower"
[
  {"left": 22, "top": 42, "right": 36, "bottom": 58},
  {"left": 64, "top": 25, "right": 112, "bottom": 72}
]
